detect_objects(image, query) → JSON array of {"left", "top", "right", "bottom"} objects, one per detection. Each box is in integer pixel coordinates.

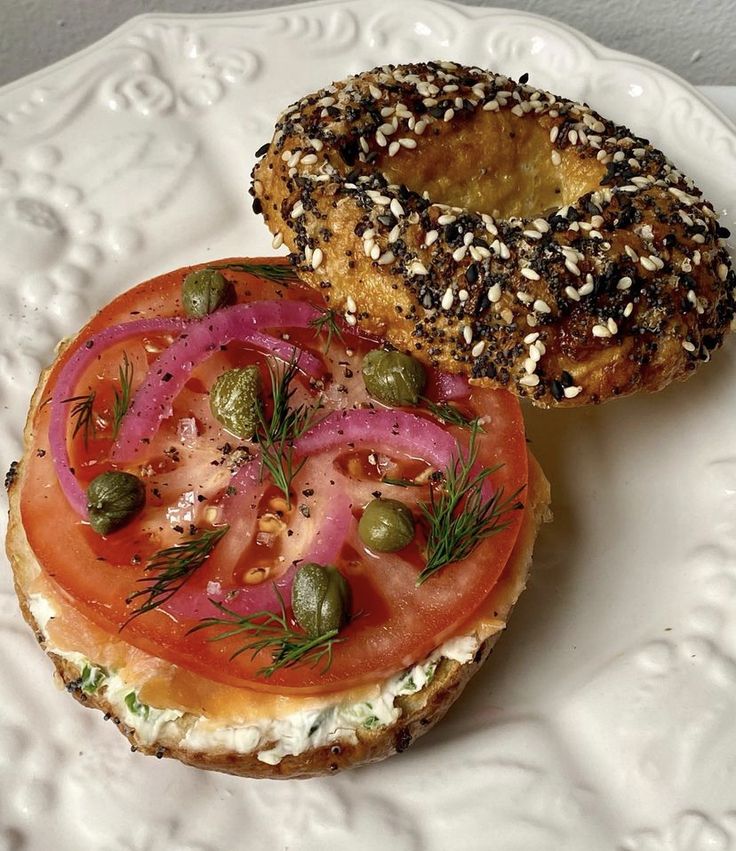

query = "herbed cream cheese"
[{"left": 28, "top": 592, "right": 486, "bottom": 764}]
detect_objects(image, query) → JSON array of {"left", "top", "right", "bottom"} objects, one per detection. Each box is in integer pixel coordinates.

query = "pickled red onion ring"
[
  {"left": 49, "top": 316, "right": 186, "bottom": 517},
  {"left": 296, "top": 409, "right": 457, "bottom": 469},
  {"left": 112, "top": 300, "right": 323, "bottom": 463}
]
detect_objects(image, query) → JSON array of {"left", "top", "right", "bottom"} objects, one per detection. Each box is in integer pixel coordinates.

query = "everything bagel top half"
[{"left": 251, "top": 62, "right": 735, "bottom": 407}]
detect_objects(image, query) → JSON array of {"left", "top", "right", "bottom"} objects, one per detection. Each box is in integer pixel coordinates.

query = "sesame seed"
[
  {"left": 441, "top": 288, "right": 454, "bottom": 310},
  {"left": 624, "top": 245, "right": 639, "bottom": 261},
  {"left": 390, "top": 198, "right": 405, "bottom": 218},
  {"left": 437, "top": 214, "right": 456, "bottom": 225},
  {"left": 291, "top": 201, "right": 304, "bottom": 219},
  {"left": 551, "top": 151, "right": 562, "bottom": 166},
  {"left": 640, "top": 256, "right": 657, "bottom": 271},
  {"left": 623, "top": 302, "right": 634, "bottom": 317},
  {"left": 524, "top": 332, "right": 539, "bottom": 344},
  {"left": 425, "top": 229, "right": 439, "bottom": 247},
  {"left": 564, "top": 386, "right": 582, "bottom": 399},
  {"left": 499, "top": 243, "right": 511, "bottom": 260},
  {"left": 377, "top": 251, "right": 395, "bottom": 265},
  {"left": 363, "top": 239, "right": 375, "bottom": 257},
  {"left": 565, "top": 286, "right": 580, "bottom": 301},
  {"left": 529, "top": 343, "right": 541, "bottom": 362},
  {"left": 410, "top": 260, "right": 428, "bottom": 276},
  {"left": 534, "top": 219, "right": 550, "bottom": 233},
  {"left": 463, "top": 232, "right": 473, "bottom": 246},
  {"left": 516, "top": 291, "right": 533, "bottom": 304},
  {"left": 692, "top": 233, "right": 706, "bottom": 244},
  {"left": 682, "top": 340, "right": 696, "bottom": 352},
  {"left": 524, "top": 358, "right": 537, "bottom": 374},
  {"left": 463, "top": 325, "right": 473, "bottom": 344},
  {"left": 718, "top": 263, "right": 729, "bottom": 281},
  {"left": 523, "top": 229, "right": 543, "bottom": 240},
  {"left": 399, "top": 137, "right": 417, "bottom": 149},
  {"left": 388, "top": 141, "right": 401, "bottom": 157},
  {"left": 607, "top": 317, "right": 618, "bottom": 334},
  {"left": 272, "top": 231, "right": 284, "bottom": 249},
  {"left": 501, "top": 308, "right": 514, "bottom": 324},
  {"left": 617, "top": 276, "right": 632, "bottom": 290},
  {"left": 521, "top": 267, "right": 540, "bottom": 281},
  {"left": 370, "top": 243, "right": 381, "bottom": 261},
  {"left": 568, "top": 130, "right": 578, "bottom": 145},
  {"left": 452, "top": 245, "right": 467, "bottom": 262},
  {"left": 549, "top": 126, "right": 559, "bottom": 143},
  {"left": 578, "top": 282, "right": 594, "bottom": 296},
  {"left": 345, "top": 313, "right": 357, "bottom": 326},
  {"left": 300, "top": 153, "right": 318, "bottom": 165},
  {"left": 414, "top": 120, "right": 428, "bottom": 135},
  {"left": 483, "top": 99, "right": 500, "bottom": 111},
  {"left": 281, "top": 149, "right": 293, "bottom": 162},
  {"left": 488, "top": 283, "right": 502, "bottom": 303},
  {"left": 592, "top": 324, "right": 611, "bottom": 338},
  {"left": 311, "top": 248, "right": 324, "bottom": 270},
  {"left": 458, "top": 289, "right": 469, "bottom": 302},
  {"left": 534, "top": 299, "right": 552, "bottom": 314},
  {"left": 369, "top": 84, "right": 382, "bottom": 99},
  {"left": 376, "top": 130, "right": 387, "bottom": 147},
  {"left": 444, "top": 108, "right": 455, "bottom": 122},
  {"left": 471, "top": 341, "right": 486, "bottom": 358},
  {"left": 565, "top": 259, "right": 581, "bottom": 276},
  {"left": 520, "top": 374, "right": 540, "bottom": 387}
]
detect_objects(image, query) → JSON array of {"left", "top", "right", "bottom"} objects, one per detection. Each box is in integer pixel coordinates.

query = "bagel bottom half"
[{"left": 6, "top": 367, "right": 550, "bottom": 779}]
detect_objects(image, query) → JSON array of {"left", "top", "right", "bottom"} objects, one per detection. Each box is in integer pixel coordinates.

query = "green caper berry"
[
  {"left": 362, "top": 349, "right": 426, "bottom": 407},
  {"left": 291, "top": 563, "right": 351, "bottom": 638},
  {"left": 86, "top": 471, "right": 146, "bottom": 536},
  {"left": 182, "top": 269, "right": 232, "bottom": 318},
  {"left": 209, "top": 366, "right": 262, "bottom": 438},
  {"left": 358, "top": 498, "right": 415, "bottom": 553}
]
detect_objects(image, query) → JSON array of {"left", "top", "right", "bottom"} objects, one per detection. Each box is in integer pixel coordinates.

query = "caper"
[
  {"left": 358, "top": 498, "right": 415, "bottom": 553},
  {"left": 291, "top": 563, "right": 351, "bottom": 638},
  {"left": 182, "top": 269, "right": 232, "bottom": 318},
  {"left": 86, "top": 471, "right": 146, "bottom": 536},
  {"left": 362, "top": 349, "right": 426, "bottom": 407},
  {"left": 209, "top": 366, "right": 262, "bottom": 438}
]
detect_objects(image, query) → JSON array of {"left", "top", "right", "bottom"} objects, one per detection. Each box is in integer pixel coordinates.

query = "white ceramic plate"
[{"left": 1, "top": 2, "right": 736, "bottom": 848}]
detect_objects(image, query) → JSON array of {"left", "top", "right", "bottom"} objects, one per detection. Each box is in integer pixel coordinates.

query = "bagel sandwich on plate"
[
  {"left": 6, "top": 258, "right": 550, "bottom": 778},
  {"left": 252, "top": 61, "right": 735, "bottom": 406}
]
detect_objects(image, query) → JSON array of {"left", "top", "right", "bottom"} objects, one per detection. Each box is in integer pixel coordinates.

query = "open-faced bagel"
[{"left": 252, "top": 61, "right": 736, "bottom": 406}]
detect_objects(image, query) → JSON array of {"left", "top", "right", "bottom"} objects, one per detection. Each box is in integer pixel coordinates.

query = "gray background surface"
[{"left": 1, "top": 0, "right": 735, "bottom": 88}]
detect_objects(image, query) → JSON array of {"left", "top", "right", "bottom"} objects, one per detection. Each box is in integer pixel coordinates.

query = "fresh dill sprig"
[
  {"left": 210, "top": 261, "right": 299, "bottom": 284},
  {"left": 188, "top": 591, "right": 342, "bottom": 677},
  {"left": 62, "top": 391, "right": 97, "bottom": 448},
  {"left": 124, "top": 526, "right": 229, "bottom": 623},
  {"left": 421, "top": 397, "right": 479, "bottom": 431},
  {"left": 308, "top": 308, "right": 344, "bottom": 353},
  {"left": 417, "top": 425, "right": 524, "bottom": 584},
  {"left": 257, "top": 354, "right": 321, "bottom": 507},
  {"left": 111, "top": 352, "right": 134, "bottom": 440}
]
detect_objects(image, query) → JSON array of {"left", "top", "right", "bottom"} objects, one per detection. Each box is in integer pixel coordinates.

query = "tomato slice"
[{"left": 20, "top": 258, "right": 528, "bottom": 695}]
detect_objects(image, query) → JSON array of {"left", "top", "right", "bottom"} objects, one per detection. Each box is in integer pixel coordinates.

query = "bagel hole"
[{"left": 379, "top": 111, "right": 605, "bottom": 220}]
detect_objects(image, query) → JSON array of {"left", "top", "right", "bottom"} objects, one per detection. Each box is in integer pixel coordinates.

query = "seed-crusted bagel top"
[{"left": 251, "top": 61, "right": 735, "bottom": 406}]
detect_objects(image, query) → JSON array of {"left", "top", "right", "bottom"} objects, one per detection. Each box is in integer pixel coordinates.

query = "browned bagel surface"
[{"left": 252, "top": 61, "right": 735, "bottom": 406}]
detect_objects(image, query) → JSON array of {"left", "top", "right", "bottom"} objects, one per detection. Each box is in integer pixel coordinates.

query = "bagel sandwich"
[
  {"left": 6, "top": 258, "right": 550, "bottom": 778},
  {"left": 251, "top": 61, "right": 735, "bottom": 407}
]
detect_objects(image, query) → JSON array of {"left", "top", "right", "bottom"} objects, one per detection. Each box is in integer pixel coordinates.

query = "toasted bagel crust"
[
  {"left": 252, "top": 61, "right": 735, "bottom": 407},
  {"left": 6, "top": 356, "right": 549, "bottom": 778}
]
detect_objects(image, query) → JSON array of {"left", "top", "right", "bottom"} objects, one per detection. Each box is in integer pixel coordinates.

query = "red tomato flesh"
[{"left": 20, "top": 258, "right": 528, "bottom": 695}]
